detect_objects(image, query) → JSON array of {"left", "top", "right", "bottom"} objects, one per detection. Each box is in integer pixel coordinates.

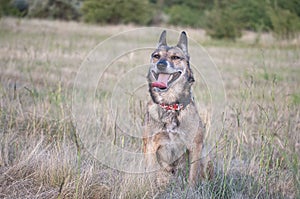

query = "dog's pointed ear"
[
  {"left": 177, "top": 31, "right": 188, "bottom": 57},
  {"left": 157, "top": 30, "right": 167, "bottom": 47},
  {"left": 187, "top": 62, "right": 195, "bottom": 83}
]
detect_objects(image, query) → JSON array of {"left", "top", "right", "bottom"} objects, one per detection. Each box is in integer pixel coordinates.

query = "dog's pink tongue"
[{"left": 151, "top": 74, "right": 169, "bottom": 89}]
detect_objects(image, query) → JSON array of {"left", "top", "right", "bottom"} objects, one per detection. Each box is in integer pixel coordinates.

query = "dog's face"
[{"left": 147, "top": 31, "right": 194, "bottom": 105}]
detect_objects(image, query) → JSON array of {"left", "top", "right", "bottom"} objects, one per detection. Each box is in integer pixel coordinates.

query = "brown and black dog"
[{"left": 143, "top": 31, "right": 213, "bottom": 186}]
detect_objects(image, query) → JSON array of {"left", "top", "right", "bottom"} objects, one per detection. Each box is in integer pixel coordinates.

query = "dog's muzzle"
[
  {"left": 157, "top": 60, "right": 168, "bottom": 71},
  {"left": 151, "top": 70, "right": 182, "bottom": 91}
]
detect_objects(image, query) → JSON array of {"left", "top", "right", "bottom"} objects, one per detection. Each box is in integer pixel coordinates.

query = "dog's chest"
[
  {"left": 147, "top": 103, "right": 201, "bottom": 136},
  {"left": 148, "top": 105, "right": 184, "bottom": 133},
  {"left": 160, "top": 111, "right": 179, "bottom": 132},
  {"left": 146, "top": 103, "right": 203, "bottom": 151}
]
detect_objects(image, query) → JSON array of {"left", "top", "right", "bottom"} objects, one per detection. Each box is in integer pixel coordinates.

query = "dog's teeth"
[{"left": 168, "top": 75, "right": 173, "bottom": 81}]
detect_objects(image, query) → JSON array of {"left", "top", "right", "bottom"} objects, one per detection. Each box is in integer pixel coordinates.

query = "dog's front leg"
[
  {"left": 143, "top": 136, "right": 159, "bottom": 172},
  {"left": 143, "top": 137, "right": 152, "bottom": 170},
  {"left": 188, "top": 131, "right": 203, "bottom": 186}
]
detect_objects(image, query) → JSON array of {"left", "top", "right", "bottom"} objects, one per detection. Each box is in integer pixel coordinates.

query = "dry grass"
[{"left": 0, "top": 17, "right": 299, "bottom": 198}]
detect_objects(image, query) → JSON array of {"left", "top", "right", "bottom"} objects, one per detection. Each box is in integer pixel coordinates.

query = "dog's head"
[{"left": 147, "top": 31, "right": 194, "bottom": 106}]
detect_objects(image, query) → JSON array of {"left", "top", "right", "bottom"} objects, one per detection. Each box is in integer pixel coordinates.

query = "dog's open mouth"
[{"left": 151, "top": 71, "right": 182, "bottom": 90}]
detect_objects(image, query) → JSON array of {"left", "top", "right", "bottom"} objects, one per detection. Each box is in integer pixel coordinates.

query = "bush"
[
  {"left": 268, "top": 7, "right": 300, "bottom": 39},
  {"left": 27, "top": 0, "right": 81, "bottom": 20},
  {"left": 205, "top": 6, "right": 242, "bottom": 40},
  {"left": 231, "top": 0, "right": 272, "bottom": 31},
  {"left": 167, "top": 5, "right": 205, "bottom": 27},
  {"left": 0, "top": 0, "right": 27, "bottom": 17},
  {"left": 81, "top": 0, "right": 153, "bottom": 25}
]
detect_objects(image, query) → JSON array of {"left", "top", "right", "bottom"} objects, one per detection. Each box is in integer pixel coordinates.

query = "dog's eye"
[
  {"left": 152, "top": 54, "right": 160, "bottom": 59},
  {"left": 171, "top": 56, "right": 181, "bottom": 60}
]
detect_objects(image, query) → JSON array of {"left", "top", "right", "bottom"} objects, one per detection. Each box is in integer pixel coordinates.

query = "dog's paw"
[{"left": 200, "top": 157, "right": 214, "bottom": 180}]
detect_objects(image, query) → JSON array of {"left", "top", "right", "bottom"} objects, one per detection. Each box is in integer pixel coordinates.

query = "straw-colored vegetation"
[{"left": 0, "top": 17, "right": 299, "bottom": 198}]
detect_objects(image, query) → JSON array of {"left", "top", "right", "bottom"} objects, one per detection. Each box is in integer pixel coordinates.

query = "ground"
[{"left": 0, "top": 17, "right": 299, "bottom": 198}]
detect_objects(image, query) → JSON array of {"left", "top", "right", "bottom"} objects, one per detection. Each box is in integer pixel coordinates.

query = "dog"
[{"left": 143, "top": 30, "right": 213, "bottom": 186}]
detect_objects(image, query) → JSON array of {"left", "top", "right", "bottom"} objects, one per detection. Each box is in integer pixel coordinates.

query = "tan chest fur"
[{"left": 145, "top": 102, "right": 204, "bottom": 151}]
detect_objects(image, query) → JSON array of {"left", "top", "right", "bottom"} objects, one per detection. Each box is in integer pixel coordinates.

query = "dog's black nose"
[{"left": 157, "top": 60, "right": 168, "bottom": 71}]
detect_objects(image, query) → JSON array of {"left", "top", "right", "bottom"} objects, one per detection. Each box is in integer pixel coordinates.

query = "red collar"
[{"left": 159, "top": 103, "right": 184, "bottom": 111}]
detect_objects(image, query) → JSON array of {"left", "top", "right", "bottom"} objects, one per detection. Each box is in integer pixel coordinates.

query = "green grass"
[{"left": 0, "top": 17, "right": 299, "bottom": 198}]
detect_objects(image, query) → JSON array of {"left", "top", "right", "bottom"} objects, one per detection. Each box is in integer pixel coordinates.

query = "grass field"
[{"left": 0, "top": 17, "right": 299, "bottom": 198}]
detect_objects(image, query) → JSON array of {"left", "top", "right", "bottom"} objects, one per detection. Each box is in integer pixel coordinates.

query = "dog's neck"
[
  {"left": 159, "top": 103, "right": 184, "bottom": 111},
  {"left": 159, "top": 97, "right": 192, "bottom": 112}
]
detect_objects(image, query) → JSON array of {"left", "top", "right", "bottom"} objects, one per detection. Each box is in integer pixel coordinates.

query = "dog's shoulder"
[{"left": 145, "top": 101, "right": 161, "bottom": 122}]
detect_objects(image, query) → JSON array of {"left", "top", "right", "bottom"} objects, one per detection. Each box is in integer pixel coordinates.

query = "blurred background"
[{"left": 1, "top": 0, "right": 300, "bottom": 40}]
